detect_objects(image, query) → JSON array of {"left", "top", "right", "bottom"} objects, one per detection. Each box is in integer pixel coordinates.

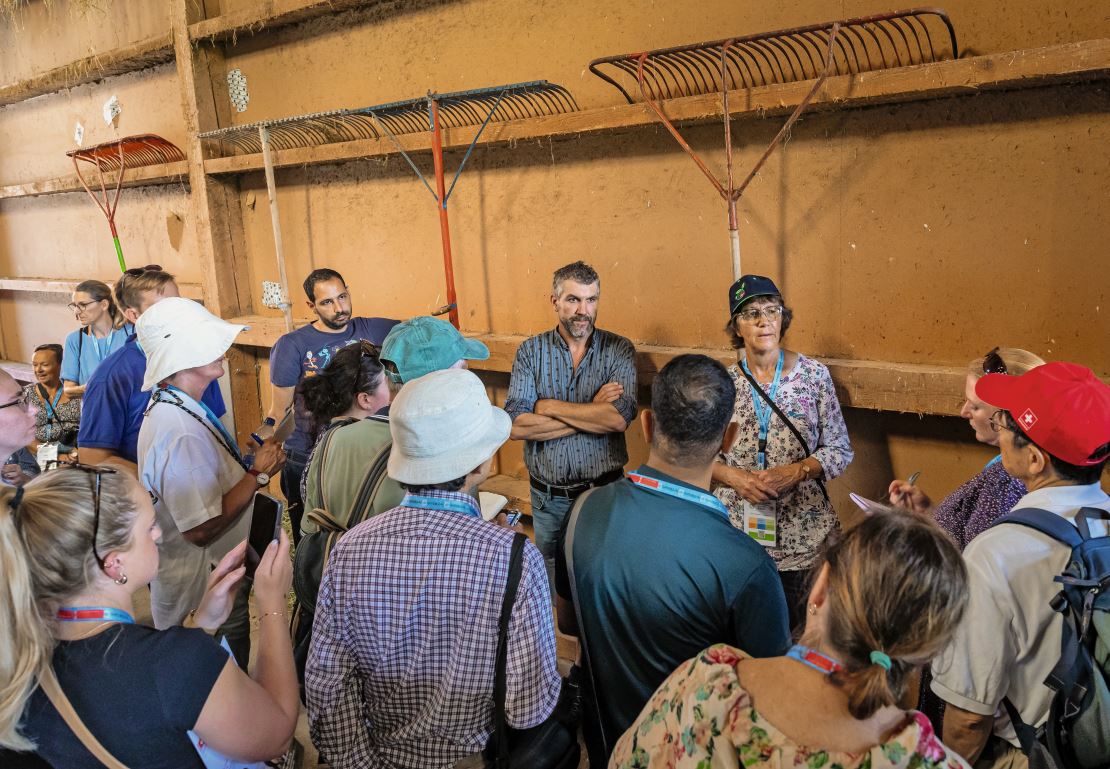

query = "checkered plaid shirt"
[{"left": 306, "top": 490, "right": 561, "bottom": 768}]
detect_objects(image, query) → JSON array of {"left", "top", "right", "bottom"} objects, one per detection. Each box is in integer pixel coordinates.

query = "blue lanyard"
[
  {"left": 986, "top": 454, "right": 1003, "bottom": 469},
  {"left": 627, "top": 472, "right": 730, "bottom": 520},
  {"left": 164, "top": 384, "right": 241, "bottom": 460},
  {"left": 741, "top": 350, "right": 784, "bottom": 469},
  {"left": 39, "top": 385, "right": 63, "bottom": 421},
  {"left": 402, "top": 493, "right": 481, "bottom": 518},
  {"left": 57, "top": 606, "right": 135, "bottom": 624},
  {"left": 786, "top": 644, "right": 841, "bottom": 674}
]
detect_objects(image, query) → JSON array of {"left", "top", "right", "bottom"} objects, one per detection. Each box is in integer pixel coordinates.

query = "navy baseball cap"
[{"left": 728, "top": 275, "right": 782, "bottom": 316}]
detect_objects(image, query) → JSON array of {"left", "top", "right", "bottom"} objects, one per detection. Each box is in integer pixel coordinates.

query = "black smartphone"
[{"left": 245, "top": 492, "right": 284, "bottom": 579}]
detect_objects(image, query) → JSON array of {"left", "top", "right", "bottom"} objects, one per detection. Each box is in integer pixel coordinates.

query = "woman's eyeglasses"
[
  {"left": 983, "top": 347, "right": 1008, "bottom": 375},
  {"left": 0, "top": 392, "right": 33, "bottom": 412},
  {"left": 736, "top": 305, "right": 784, "bottom": 322},
  {"left": 988, "top": 409, "right": 1010, "bottom": 434},
  {"left": 67, "top": 299, "right": 99, "bottom": 312}
]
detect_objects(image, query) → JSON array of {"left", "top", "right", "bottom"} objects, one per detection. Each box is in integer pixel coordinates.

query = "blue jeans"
[
  {"left": 217, "top": 579, "right": 252, "bottom": 670},
  {"left": 530, "top": 488, "right": 575, "bottom": 597},
  {"left": 281, "top": 451, "right": 308, "bottom": 545}
]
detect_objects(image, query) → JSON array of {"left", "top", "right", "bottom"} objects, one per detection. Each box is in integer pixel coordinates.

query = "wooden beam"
[
  {"left": 173, "top": 0, "right": 261, "bottom": 445},
  {"left": 204, "top": 39, "right": 1110, "bottom": 178},
  {"left": 0, "top": 33, "right": 174, "bottom": 108},
  {"left": 226, "top": 317, "right": 967, "bottom": 416},
  {"left": 189, "top": 0, "right": 385, "bottom": 43},
  {"left": 0, "top": 277, "right": 203, "bottom": 301},
  {"left": 0, "top": 162, "right": 189, "bottom": 201}
]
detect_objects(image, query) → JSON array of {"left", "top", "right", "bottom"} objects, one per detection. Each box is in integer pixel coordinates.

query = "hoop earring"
[
  {"left": 807, "top": 603, "right": 818, "bottom": 616},
  {"left": 114, "top": 573, "right": 128, "bottom": 586}
]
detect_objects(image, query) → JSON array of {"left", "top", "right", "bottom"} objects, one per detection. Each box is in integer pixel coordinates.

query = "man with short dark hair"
[
  {"left": 77, "top": 266, "right": 225, "bottom": 474},
  {"left": 932, "top": 362, "right": 1110, "bottom": 768},
  {"left": 306, "top": 369, "right": 560, "bottom": 768},
  {"left": 556, "top": 354, "right": 791, "bottom": 759},
  {"left": 505, "top": 261, "right": 636, "bottom": 588},
  {"left": 264, "top": 268, "right": 397, "bottom": 542}
]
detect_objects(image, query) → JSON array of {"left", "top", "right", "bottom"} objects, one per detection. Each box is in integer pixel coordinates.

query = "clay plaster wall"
[{"left": 0, "top": 0, "right": 1107, "bottom": 508}]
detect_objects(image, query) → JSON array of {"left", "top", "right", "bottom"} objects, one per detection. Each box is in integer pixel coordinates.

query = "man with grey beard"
[{"left": 505, "top": 261, "right": 637, "bottom": 591}]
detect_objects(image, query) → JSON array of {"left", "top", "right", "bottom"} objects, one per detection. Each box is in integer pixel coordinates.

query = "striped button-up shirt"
[
  {"left": 306, "top": 490, "right": 561, "bottom": 769},
  {"left": 505, "top": 327, "right": 637, "bottom": 485}
]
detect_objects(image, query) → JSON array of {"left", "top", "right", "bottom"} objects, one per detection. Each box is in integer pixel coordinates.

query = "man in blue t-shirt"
[
  {"left": 77, "top": 268, "right": 225, "bottom": 473},
  {"left": 556, "top": 354, "right": 791, "bottom": 764},
  {"left": 264, "top": 268, "right": 398, "bottom": 542}
]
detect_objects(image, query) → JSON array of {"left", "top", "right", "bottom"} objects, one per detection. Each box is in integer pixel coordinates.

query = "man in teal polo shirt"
[{"left": 556, "top": 354, "right": 790, "bottom": 761}]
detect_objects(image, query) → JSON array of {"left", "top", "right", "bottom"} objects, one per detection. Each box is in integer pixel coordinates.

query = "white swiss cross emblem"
[{"left": 1019, "top": 408, "right": 1038, "bottom": 429}]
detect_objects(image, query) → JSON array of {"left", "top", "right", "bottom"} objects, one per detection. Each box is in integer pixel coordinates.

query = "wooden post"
[
  {"left": 171, "top": 0, "right": 263, "bottom": 446},
  {"left": 259, "top": 126, "right": 295, "bottom": 333}
]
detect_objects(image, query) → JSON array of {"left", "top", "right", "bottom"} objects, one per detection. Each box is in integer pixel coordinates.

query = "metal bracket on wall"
[{"left": 588, "top": 8, "right": 960, "bottom": 280}]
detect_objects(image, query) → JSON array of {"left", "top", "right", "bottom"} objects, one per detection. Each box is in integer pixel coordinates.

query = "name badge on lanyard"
[{"left": 742, "top": 500, "right": 777, "bottom": 547}]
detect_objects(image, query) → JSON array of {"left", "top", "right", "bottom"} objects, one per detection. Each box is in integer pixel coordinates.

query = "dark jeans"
[
  {"left": 281, "top": 451, "right": 308, "bottom": 546},
  {"left": 779, "top": 568, "right": 813, "bottom": 640}
]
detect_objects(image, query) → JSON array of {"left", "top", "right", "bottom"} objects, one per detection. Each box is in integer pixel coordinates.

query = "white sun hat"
[
  {"left": 137, "top": 297, "right": 247, "bottom": 391},
  {"left": 387, "top": 368, "right": 511, "bottom": 485}
]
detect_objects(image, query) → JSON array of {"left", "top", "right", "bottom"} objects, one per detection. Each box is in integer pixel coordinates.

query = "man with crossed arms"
[{"left": 506, "top": 260, "right": 637, "bottom": 590}]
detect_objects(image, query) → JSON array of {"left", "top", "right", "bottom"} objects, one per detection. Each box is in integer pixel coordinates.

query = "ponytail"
[
  {"left": 296, "top": 342, "right": 385, "bottom": 436},
  {"left": 0, "top": 470, "right": 140, "bottom": 750},
  {"left": 815, "top": 508, "right": 968, "bottom": 721}
]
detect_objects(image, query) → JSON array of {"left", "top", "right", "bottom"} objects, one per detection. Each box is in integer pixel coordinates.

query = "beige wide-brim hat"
[
  {"left": 137, "top": 297, "right": 247, "bottom": 391},
  {"left": 387, "top": 368, "right": 511, "bottom": 485}
]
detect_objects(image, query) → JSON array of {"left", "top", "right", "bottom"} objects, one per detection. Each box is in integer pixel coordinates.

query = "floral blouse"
[
  {"left": 611, "top": 645, "right": 971, "bottom": 769},
  {"left": 933, "top": 457, "right": 1026, "bottom": 551},
  {"left": 24, "top": 383, "right": 81, "bottom": 449},
  {"left": 713, "top": 355, "right": 853, "bottom": 571}
]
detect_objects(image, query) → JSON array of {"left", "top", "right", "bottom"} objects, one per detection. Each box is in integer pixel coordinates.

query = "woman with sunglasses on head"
[
  {"left": 712, "top": 275, "right": 854, "bottom": 634},
  {"left": 60, "top": 279, "right": 132, "bottom": 399},
  {"left": 888, "top": 347, "right": 1045, "bottom": 550},
  {"left": 0, "top": 465, "right": 299, "bottom": 767},
  {"left": 611, "top": 507, "right": 971, "bottom": 769}
]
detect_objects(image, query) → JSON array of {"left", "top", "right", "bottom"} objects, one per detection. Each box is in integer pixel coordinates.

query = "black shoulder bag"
[
  {"left": 483, "top": 533, "right": 580, "bottom": 769},
  {"left": 738, "top": 365, "right": 830, "bottom": 503}
]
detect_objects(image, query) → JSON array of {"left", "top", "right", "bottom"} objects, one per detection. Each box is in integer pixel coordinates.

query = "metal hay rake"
[
  {"left": 200, "top": 81, "right": 578, "bottom": 329},
  {"left": 588, "top": 8, "right": 959, "bottom": 279},
  {"left": 66, "top": 134, "right": 186, "bottom": 273}
]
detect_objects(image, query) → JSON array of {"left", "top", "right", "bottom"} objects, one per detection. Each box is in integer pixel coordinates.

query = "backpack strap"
[
  {"left": 1000, "top": 696, "right": 1042, "bottom": 758},
  {"left": 992, "top": 507, "right": 1085, "bottom": 548},
  {"left": 490, "top": 532, "right": 528, "bottom": 769},
  {"left": 565, "top": 487, "right": 610, "bottom": 759},
  {"left": 344, "top": 437, "right": 392, "bottom": 527}
]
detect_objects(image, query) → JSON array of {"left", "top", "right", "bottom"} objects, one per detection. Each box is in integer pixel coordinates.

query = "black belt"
[{"left": 529, "top": 468, "right": 624, "bottom": 499}]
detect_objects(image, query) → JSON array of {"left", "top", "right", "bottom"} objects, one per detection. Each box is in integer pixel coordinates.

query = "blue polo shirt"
[
  {"left": 555, "top": 464, "right": 790, "bottom": 749},
  {"left": 77, "top": 336, "right": 225, "bottom": 464}
]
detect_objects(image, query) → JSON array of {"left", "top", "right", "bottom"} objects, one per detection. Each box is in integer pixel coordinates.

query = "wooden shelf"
[
  {"left": 227, "top": 315, "right": 968, "bottom": 416},
  {"left": 203, "top": 39, "right": 1110, "bottom": 178},
  {"left": 0, "top": 277, "right": 203, "bottom": 301},
  {"left": 0, "top": 162, "right": 190, "bottom": 201},
  {"left": 0, "top": 34, "right": 174, "bottom": 108},
  {"left": 189, "top": 0, "right": 384, "bottom": 44}
]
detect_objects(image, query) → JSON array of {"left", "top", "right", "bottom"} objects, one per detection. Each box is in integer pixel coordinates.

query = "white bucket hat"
[
  {"left": 136, "top": 297, "right": 247, "bottom": 391},
  {"left": 387, "top": 368, "right": 511, "bottom": 485}
]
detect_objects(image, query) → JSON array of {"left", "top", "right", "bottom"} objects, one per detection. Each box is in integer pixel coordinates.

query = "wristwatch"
[{"left": 248, "top": 468, "right": 270, "bottom": 486}]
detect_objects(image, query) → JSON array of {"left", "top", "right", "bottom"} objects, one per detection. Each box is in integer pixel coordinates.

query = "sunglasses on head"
[
  {"left": 121, "top": 264, "right": 163, "bottom": 279},
  {"left": 43, "top": 463, "right": 121, "bottom": 571},
  {"left": 983, "top": 347, "right": 1008, "bottom": 375}
]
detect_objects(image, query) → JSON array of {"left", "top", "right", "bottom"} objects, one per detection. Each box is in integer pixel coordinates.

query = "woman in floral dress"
[
  {"left": 712, "top": 275, "right": 853, "bottom": 631},
  {"left": 611, "top": 508, "right": 971, "bottom": 769}
]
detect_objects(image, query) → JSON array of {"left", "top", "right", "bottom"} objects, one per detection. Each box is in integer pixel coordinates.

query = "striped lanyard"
[
  {"left": 741, "top": 350, "right": 784, "bottom": 469},
  {"left": 158, "top": 385, "right": 243, "bottom": 466},
  {"left": 56, "top": 606, "right": 135, "bottom": 624},
  {"left": 786, "top": 644, "right": 841, "bottom": 675},
  {"left": 402, "top": 493, "right": 481, "bottom": 518},
  {"left": 627, "top": 472, "right": 730, "bottom": 520}
]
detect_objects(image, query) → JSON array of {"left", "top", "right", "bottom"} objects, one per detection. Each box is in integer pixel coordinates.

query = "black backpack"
[
  {"left": 290, "top": 420, "right": 393, "bottom": 696},
  {"left": 991, "top": 506, "right": 1110, "bottom": 769}
]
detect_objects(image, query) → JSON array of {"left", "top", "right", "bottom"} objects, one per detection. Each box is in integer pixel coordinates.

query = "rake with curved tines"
[
  {"left": 200, "top": 81, "right": 578, "bottom": 329},
  {"left": 588, "top": 8, "right": 959, "bottom": 279},
  {"left": 66, "top": 134, "right": 186, "bottom": 273}
]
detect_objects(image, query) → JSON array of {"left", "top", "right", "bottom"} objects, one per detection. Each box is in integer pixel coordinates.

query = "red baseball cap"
[{"left": 976, "top": 362, "right": 1110, "bottom": 466}]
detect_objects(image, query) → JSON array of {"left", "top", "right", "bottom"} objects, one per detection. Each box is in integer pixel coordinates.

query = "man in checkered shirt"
[{"left": 306, "top": 368, "right": 561, "bottom": 768}]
